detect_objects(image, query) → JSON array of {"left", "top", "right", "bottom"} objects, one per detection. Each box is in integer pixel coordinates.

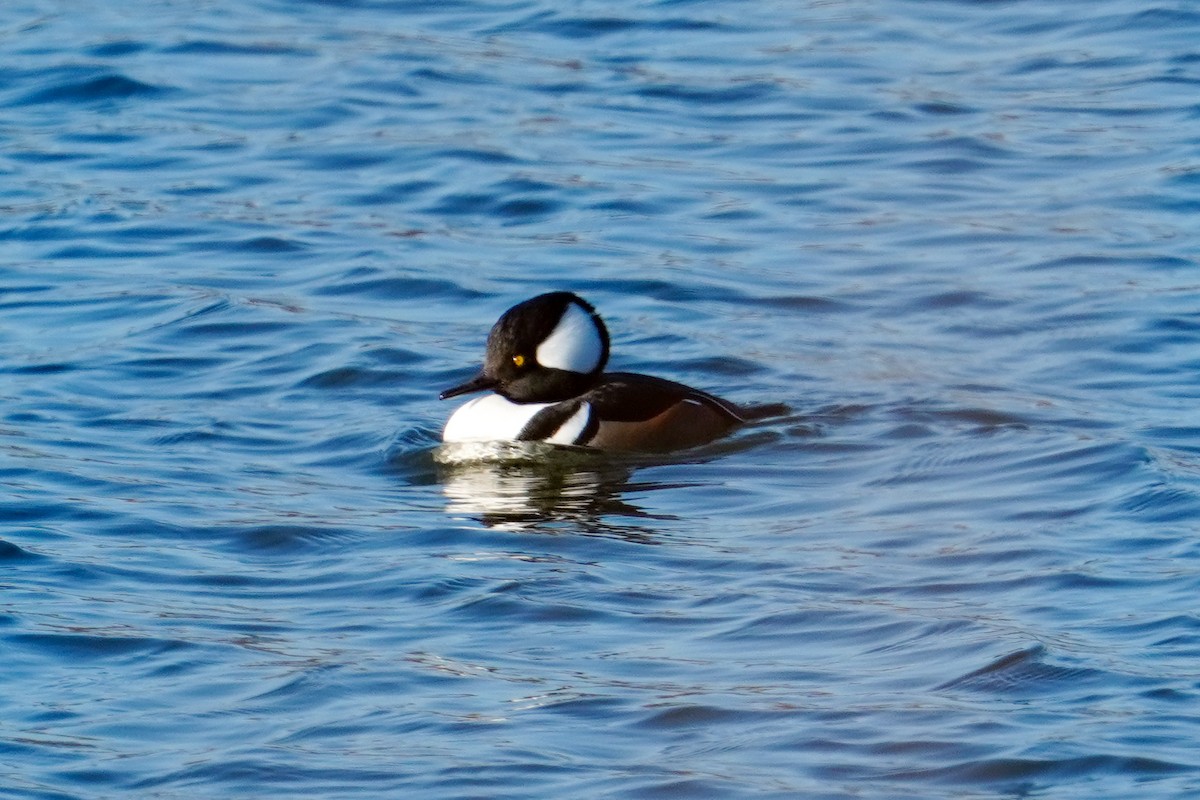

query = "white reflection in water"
[{"left": 435, "top": 441, "right": 676, "bottom": 534}]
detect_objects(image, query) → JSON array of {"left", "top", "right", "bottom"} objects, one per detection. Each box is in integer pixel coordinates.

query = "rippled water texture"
[{"left": 4, "top": 1, "right": 1200, "bottom": 797}]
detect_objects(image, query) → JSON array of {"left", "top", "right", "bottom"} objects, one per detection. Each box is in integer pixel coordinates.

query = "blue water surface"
[{"left": 3, "top": 0, "right": 1200, "bottom": 797}]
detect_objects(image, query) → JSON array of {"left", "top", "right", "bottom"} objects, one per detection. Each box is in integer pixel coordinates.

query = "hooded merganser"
[{"left": 440, "top": 292, "right": 745, "bottom": 453}]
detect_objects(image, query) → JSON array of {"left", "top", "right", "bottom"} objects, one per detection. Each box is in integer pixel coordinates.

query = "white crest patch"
[
  {"left": 443, "top": 394, "right": 553, "bottom": 443},
  {"left": 546, "top": 402, "right": 592, "bottom": 445},
  {"left": 536, "top": 301, "right": 603, "bottom": 374}
]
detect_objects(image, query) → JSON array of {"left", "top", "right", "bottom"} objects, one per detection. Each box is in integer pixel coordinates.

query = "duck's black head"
[{"left": 440, "top": 291, "right": 611, "bottom": 404}]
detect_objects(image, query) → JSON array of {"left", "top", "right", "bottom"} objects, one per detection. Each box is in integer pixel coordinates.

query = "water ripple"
[{"left": 16, "top": 70, "right": 169, "bottom": 106}]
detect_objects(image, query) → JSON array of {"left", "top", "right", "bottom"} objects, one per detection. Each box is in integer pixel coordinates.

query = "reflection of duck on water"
[{"left": 436, "top": 443, "right": 675, "bottom": 536}]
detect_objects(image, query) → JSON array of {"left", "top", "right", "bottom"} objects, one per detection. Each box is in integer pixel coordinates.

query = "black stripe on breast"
[{"left": 517, "top": 399, "right": 593, "bottom": 443}]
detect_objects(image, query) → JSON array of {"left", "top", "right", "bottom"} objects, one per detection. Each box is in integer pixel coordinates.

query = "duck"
[{"left": 440, "top": 292, "right": 745, "bottom": 453}]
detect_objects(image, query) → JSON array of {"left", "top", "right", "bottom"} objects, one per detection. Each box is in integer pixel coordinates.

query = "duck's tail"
[{"left": 735, "top": 402, "right": 791, "bottom": 423}]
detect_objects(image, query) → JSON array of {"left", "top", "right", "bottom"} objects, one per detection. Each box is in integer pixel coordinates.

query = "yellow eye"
[{"left": 512, "top": 354, "right": 526, "bottom": 368}]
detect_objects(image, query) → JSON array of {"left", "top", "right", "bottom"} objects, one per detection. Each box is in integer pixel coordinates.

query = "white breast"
[
  {"left": 443, "top": 394, "right": 552, "bottom": 443},
  {"left": 443, "top": 394, "right": 593, "bottom": 446}
]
